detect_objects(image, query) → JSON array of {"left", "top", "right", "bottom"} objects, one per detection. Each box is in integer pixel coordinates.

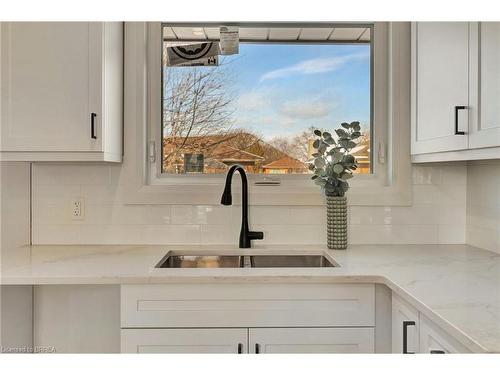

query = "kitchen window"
[
  {"left": 126, "top": 22, "right": 411, "bottom": 206},
  {"left": 159, "top": 24, "right": 373, "bottom": 178}
]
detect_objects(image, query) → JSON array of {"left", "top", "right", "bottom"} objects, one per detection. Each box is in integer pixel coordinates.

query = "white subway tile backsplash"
[
  {"left": 33, "top": 164, "right": 110, "bottom": 186},
  {"left": 412, "top": 165, "right": 442, "bottom": 185},
  {"left": 147, "top": 206, "right": 172, "bottom": 225},
  {"left": 201, "top": 225, "right": 237, "bottom": 245},
  {"left": 80, "top": 184, "right": 125, "bottom": 205},
  {"left": 31, "top": 163, "right": 469, "bottom": 247},
  {"left": 79, "top": 225, "right": 144, "bottom": 245},
  {"left": 438, "top": 225, "right": 466, "bottom": 244},
  {"left": 33, "top": 184, "right": 81, "bottom": 205},
  {"left": 142, "top": 225, "right": 201, "bottom": 245},
  {"left": 33, "top": 225, "right": 82, "bottom": 244}
]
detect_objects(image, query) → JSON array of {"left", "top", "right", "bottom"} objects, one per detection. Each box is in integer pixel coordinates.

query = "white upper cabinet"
[
  {"left": 411, "top": 22, "right": 470, "bottom": 155},
  {"left": 469, "top": 22, "right": 500, "bottom": 149},
  {"left": 412, "top": 22, "right": 500, "bottom": 162},
  {"left": 0, "top": 22, "right": 123, "bottom": 162}
]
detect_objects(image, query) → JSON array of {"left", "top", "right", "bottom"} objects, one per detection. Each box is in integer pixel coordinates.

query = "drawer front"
[{"left": 121, "top": 283, "right": 375, "bottom": 328}]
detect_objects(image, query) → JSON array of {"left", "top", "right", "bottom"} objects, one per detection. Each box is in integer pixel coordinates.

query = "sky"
[
  {"left": 223, "top": 43, "right": 371, "bottom": 141},
  {"left": 164, "top": 42, "right": 371, "bottom": 141}
]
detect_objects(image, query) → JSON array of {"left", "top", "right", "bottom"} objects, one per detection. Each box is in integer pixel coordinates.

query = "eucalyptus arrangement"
[{"left": 308, "top": 121, "right": 362, "bottom": 250}]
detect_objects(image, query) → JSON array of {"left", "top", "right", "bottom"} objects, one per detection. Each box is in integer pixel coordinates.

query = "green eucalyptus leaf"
[
  {"left": 351, "top": 131, "right": 361, "bottom": 138},
  {"left": 343, "top": 154, "right": 355, "bottom": 164},
  {"left": 341, "top": 122, "right": 350, "bottom": 129},
  {"left": 314, "top": 129, "right": 322, "bottom": 136},
  {"left": 314, "top": 158, "right": 325, "bottom": 168},
  {"left": 333, "top": 164, "right": 344, "bottom": 174},
  {"left": 347, "top": 141, "right": 357, "bottom": 149},
  {"left": 315, "top": 167, "right": 325, "bottom": 176},
  {"left": 324, "top": 136, "right": 335, "bottom": 145},
  {"left": 339, "top": 139, "right": 349, "bottom": 148},
  {"left": 322, "top": 131, "right": 331, "bottom": 139},
  {"left": 315, "top": 178, "right": 327, "bottom": 186},
  {"left": 312, "top": 139, "right": 320, "bottom": 149},
  {"left": 335, "top": 129, "right": 348, "bottom": 138}
]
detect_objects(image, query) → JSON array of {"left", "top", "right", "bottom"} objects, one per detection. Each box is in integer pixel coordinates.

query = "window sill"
[{"left": 125, "top": 180, "right": 412, "bottom": 206}]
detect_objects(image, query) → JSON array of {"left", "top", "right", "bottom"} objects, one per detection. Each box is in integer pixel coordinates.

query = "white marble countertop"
[{"left": 1, "top": 243, "right": 500, "bottom": 353}]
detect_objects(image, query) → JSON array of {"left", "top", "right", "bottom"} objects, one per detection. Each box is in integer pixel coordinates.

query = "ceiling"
[{"left": 163, "top": 25, "right": 371, "bottom": 43}]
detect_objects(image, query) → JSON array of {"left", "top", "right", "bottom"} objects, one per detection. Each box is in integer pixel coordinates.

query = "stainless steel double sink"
[{"left": 155, "top": 252, "right": 337, "bottom": 268}]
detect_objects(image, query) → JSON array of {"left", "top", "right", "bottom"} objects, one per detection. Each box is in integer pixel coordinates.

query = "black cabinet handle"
[
  {"left": 237, "top": 343, "right": 243, "bottom": 354},
  {"left": 454, "top": 105, "right": 467, "bottom": 135},
  {"left": 91, "top": 113, "right": 97, "bottom": 139},
  {"left": 255, "top": 343, "right": 260, "bottom": 354},
  {"left": 403, "top": 321, "right": 416, "bottom": 354},
  {"left": 430, "top": 350, "right": 445, "bottom": 354}
]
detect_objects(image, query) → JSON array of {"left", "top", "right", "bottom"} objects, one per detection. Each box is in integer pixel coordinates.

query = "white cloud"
[
  {"left": 279, "top": 100, "right": 331, "bottom": 119},
  {"left": 237, "top": 92, "right": 266, "bottom": 111},
  {"left": 260, "top": 52, "right": 369, "bottom": 81}
]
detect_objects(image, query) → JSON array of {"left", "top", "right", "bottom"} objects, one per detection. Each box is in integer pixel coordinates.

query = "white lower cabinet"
[
  {"left": 419, "top": 315, "right": 471, "bottom": 354},
  {"left": 121, "top": 327, "right": 375, "bottom": 354},
  {"left": 392, "top": 292, "right": 472, "bottom": 353},
  {"left": 392, "top": 293, "right": 419, "bottom": 353},
  {"left": 120, "top": 283, "right": 377, "bottom": 354},
  {"left": 249, "top": 328, "right": 374, "bottom": 354},
  {"left": 121, "top": 328, "right": 247, "bottom": 354}
]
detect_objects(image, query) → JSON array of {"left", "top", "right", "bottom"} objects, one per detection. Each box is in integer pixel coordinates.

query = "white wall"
[
  {"left": 31, "top": 162, "right": 467, "bottom": 246},
  {"left": 466, "top": 160, "right": 500, "bottom": 254}
]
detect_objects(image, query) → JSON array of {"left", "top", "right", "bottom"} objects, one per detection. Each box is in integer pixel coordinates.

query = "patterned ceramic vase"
[{"left": 326, "top": 195, "right": 348, "bottom": 250}]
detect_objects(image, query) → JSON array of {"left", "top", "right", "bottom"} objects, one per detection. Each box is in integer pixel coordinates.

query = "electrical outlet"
[{"left": 71, "top": 198, "right": 84, "bottom": 220}]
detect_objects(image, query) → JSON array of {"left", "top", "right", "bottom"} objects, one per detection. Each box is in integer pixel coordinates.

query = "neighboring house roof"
[
  {"left": 164, "top": 132, "right": 281, "bottom": 165},
  {"left": 262, "top": 155, "right": 307, "bottom": 170},
  {"left": 215, "top": 145, "right": 264, "bottom": 163}
]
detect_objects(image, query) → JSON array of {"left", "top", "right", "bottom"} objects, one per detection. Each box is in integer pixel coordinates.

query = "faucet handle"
[{"left": 248, "top": 231, "right": 264, "bottom": 240}]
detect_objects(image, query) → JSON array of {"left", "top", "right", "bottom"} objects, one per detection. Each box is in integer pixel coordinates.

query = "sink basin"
[
  {"left": 156, "top": 252, "right": 337, "bottom": 268},
  {"left": 250, "top": 255, "right": 335, "bottom": 268},
  {"left": 157, "top": 255, "right": 243, "bottom": 268}
]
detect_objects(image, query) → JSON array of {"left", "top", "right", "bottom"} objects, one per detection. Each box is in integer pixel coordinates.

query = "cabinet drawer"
[{"left": 121, "top": 283, "right": 375, "bottom": 328}]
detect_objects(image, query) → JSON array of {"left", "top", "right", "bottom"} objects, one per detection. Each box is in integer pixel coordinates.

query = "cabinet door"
[
  {"left": 412, "top": 22, "right": 470, "bottom": 155},
  {"left": 392, "top": 294, "right": 419, "bottom": 353},
  {"left": 419, "top": 315, "right": 472, "bottom": 354},
  {"left": 469, "top": 22, "right": 500, "bottom": 149},
  {"left": 249, "top": 328, "right": 375, "bottom": 354},
  {"left": 0, "top": 22, "right": 102, "bottom": 152},
  {"left": 121, "top": 328, "right": 247, "bottom": 354}
]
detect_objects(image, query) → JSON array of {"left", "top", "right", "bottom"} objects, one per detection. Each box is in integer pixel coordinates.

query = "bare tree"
[
  {"left": 269, "top": 126, "right": 316, "bottom": 162},
  {"left": 162, "top": 63, "right": 235, "bottom": 172}
]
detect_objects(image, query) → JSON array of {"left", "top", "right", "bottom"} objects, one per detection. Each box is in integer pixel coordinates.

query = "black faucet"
[{"left": 220, "top": 165, "right": 264, "bottom": 248}]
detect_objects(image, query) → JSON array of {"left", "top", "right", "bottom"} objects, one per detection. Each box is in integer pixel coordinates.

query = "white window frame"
[{"left": 124, "top": 22, "right": 411, "bottom": 206}]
